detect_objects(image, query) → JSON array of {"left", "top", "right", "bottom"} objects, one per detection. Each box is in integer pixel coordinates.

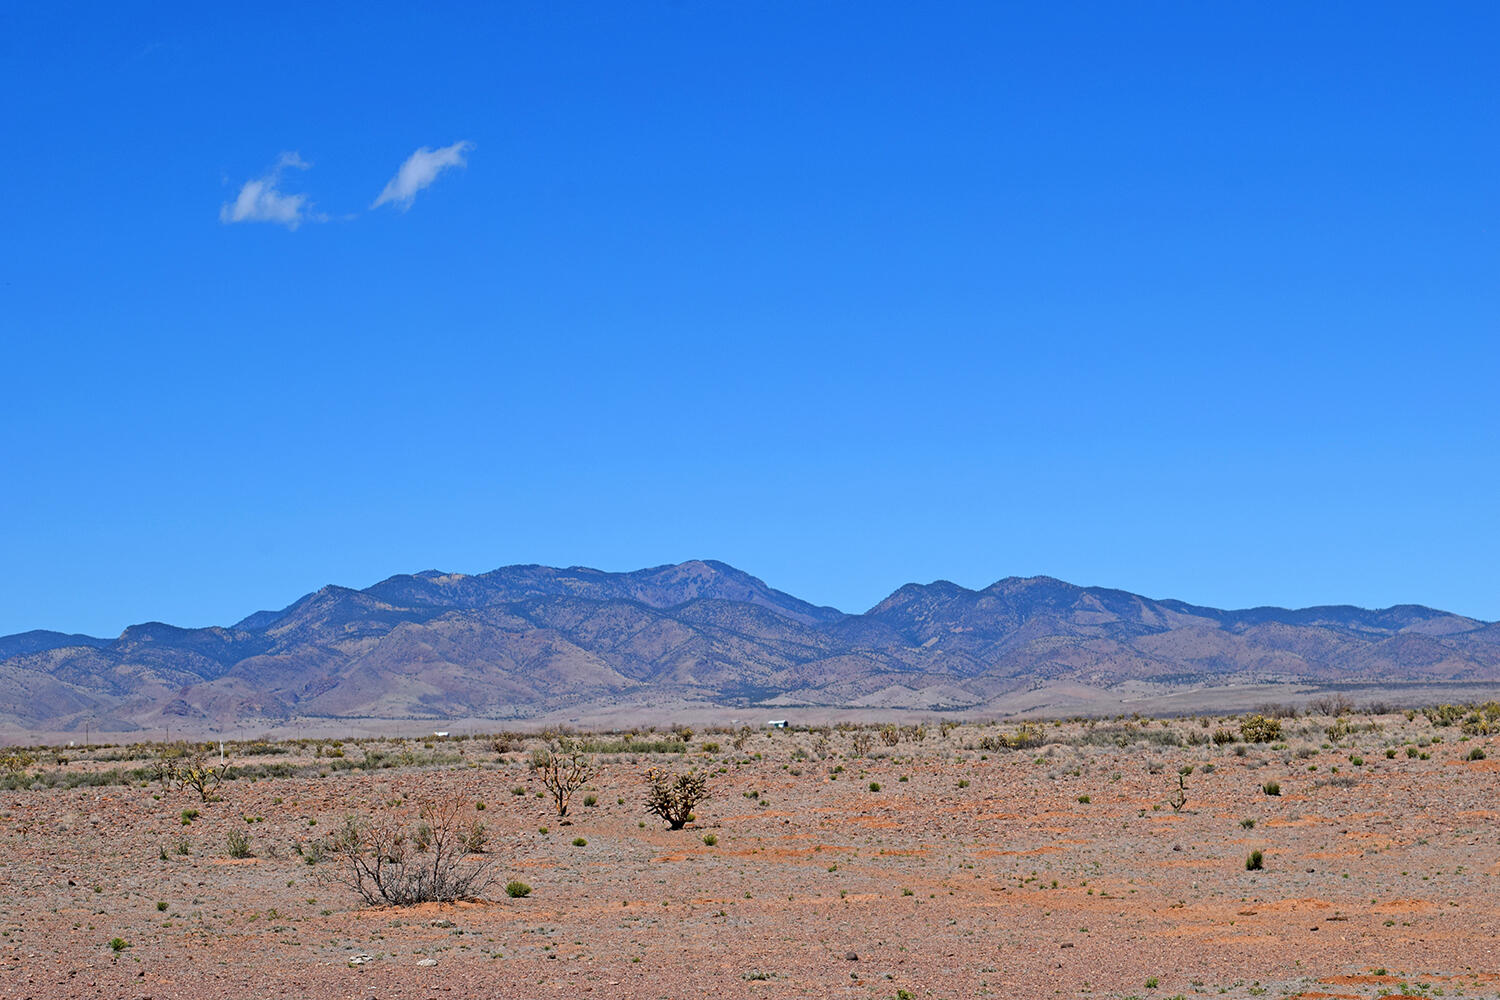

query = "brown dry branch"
[
  {"left": 325, "top": 790, "right": 494, "bottom": 906},
  {"left": 531, "top": 739, "right": 599, "bottom": 817}
]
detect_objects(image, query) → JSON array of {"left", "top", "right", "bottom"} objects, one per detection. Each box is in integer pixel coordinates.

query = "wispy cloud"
[
  {"left": 373, "top": 141, "right": 473, "bottom": 211},
  {"left": 220, "top": 152, "right": 319, "bottom": 229}
]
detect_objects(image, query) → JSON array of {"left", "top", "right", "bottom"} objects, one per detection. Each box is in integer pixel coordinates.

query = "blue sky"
[{"left": 2, "top": 2, "right": 1496, "bottom": 636}]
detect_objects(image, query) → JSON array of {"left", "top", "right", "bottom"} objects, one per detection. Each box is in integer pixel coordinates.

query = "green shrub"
[
  {"left": 578, "top": 738, "right": 686, "bottom": 755},
  {"left": 1466, "top": 746, "right": 1486, "bottom": 761},
  {"left": 1239, "top": 715, "right": 1283, "bottom": 743},
  {"left": 109, "top": 937, "right": 129, "bottom": 953},
  {"left": 1007, "top": 723, "right": 1045, "bottom": 749},
  {"left": 1262, "top": 781, "right": 1281, "bottom": 796},
  {"left": 702, "top": 833, "right": 718, "bottom": 846},
  {"left": 0, "top": 749, "right": 36, "bottom": 775},
  {"left": 571, "top": 837, "right": 587, "bottom": 847},
  {"left": 1246, "top": 849, "right": 1264, "bottom": 871},
  {"left": 226, "top": 829, "right": 252, "bottom": 859},
  {"left": 505, "top": 880, "right": 532, "bottom": 898}
]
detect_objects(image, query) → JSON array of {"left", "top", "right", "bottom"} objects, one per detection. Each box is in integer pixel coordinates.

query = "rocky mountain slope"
[{"left": 2, "top": 560, "right": 1496, "bottom": 734}]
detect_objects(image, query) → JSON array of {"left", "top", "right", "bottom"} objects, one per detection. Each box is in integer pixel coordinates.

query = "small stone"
[
  {"left": 416, "top": 958, "right": 437, "bottom": 967},
  {"left": 844, "top": 952, "right": 858, "bottom": 961},
  {"left": 428, "top": 919, "right": 454, "bottom": 928},
  {"left": 347, "top": 953, "right": 373, "bottom": 967}
]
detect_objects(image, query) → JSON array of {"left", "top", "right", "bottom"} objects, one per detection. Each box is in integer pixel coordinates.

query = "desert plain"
[{"left": 0, "top": 708, "right": 1497, "bottom": 1000}]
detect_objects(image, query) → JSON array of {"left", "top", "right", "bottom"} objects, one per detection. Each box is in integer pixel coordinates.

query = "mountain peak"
[{"left": 2, "top": 563, "right": 1495, "bottom": 736}]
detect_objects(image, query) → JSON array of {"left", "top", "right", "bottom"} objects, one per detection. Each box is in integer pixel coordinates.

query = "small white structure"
[
  {"left": 433, "top": 731, "right": 450, "bottom": 738},
  {"left": 766, "top": 719, "right": 787, "bottom": 729}
]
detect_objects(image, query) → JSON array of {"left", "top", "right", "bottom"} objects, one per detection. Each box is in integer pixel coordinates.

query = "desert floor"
[{"left": 0, "top": 713, "right": 1496, "bottom": 1000}]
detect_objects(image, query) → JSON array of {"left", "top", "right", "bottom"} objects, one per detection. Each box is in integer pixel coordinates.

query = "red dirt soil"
[{"left": 0, "top": 716, "right": 1496, "bottom": 999}]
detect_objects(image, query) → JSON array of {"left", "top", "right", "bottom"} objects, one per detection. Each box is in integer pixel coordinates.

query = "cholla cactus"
[
  {"left": 644, "top": 766, "right": 708, "bottom": 830},
  {"left": 1170, "top": 765, "right": 1192, "bottom": 813},
  {"left": 530, "top": 739, "right": 598, "bottom": 817},
  {"left": 1007, "top": 723, "right": 1045, "bottom": 749},
  {"left": 1238, "top": 715, "right": 1282, "bottom": 744},
  {"left": 0, "top": 749, "right": 36, "bottom": 776},
  {"left": 175, "top": 746, "right": 230, "bottom": 802}
]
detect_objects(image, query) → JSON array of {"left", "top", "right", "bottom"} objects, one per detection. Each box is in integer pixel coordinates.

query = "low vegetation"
[
  {"left": 644, "top": 766, "right": 710, "bottom": 829},
  {"left": 325, "top": 792, "right": 495, "bottom": 905},
  {"left": 531, "top": 739, "right": 599, "bottom": 818}
]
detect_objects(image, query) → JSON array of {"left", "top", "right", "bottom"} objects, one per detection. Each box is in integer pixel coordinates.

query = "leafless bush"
[
  {"left": 1307, "top": 694, "right": 1354, "bottom": 717},
  {"left": 326, "top": 792, "right": 494, "bottom": 905},
  {"left": 149, "top": 742, "right": 188, "bottom": 787}
]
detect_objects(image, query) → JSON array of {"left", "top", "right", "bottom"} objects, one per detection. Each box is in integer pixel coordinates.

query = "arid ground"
[{"left": 1, "top": 710, "right": 1497, "bottom": 1000}]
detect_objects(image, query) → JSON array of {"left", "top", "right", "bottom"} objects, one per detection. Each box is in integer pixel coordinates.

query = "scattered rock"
[
  {"left": 348, "top": 953, "right": 373, "bottom": 967},
  {"left": 416, "top": 958, "right": 437, "bottom": 967}
]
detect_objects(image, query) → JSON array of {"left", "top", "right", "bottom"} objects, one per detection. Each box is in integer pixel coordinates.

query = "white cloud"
[
  {"left": 373, "top": 141, "right": 473, "bottom": 211},
  {"left": 220, "top": 152, "right": 318, "bottom": 229}
]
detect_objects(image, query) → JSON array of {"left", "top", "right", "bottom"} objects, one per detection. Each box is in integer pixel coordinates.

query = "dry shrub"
[
  {"left": 326, "top": 790, "right": 495, "bottom": 905},
  {"left": 531, "top": 739, "right": 599, "bottom": 817}
]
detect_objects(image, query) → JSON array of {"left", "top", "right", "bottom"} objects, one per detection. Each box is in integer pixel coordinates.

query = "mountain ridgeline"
[{"left": 2, "top": 560, "right": 1497, "bottom": 735}]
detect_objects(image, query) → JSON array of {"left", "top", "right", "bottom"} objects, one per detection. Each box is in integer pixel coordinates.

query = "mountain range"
[{"left": 2, "top": 559, "right": 1497, "bottom": 737}]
